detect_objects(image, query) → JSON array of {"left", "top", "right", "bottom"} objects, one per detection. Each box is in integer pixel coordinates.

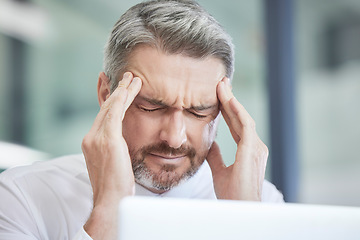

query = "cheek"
[
  {"left": 122, "top": 108, "right": 161, "bottom": 149},
  {"left": 202, "top": 120, "right": 217, "bottom": 149},
  {"left": 207, "top": 114, "right": 221, "bottom": 144},
  {"left": 186, "top": 118, "right": 218, "bottom": 150}
]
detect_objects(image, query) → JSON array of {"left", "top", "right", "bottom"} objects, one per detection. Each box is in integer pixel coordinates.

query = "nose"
[{"left": 159, "top": 110, "right": 187, "bottom": 149}]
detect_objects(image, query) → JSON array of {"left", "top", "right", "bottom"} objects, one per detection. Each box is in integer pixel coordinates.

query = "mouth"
[{"left": 147, "top": 152, "right": 187, "bottom": 163}]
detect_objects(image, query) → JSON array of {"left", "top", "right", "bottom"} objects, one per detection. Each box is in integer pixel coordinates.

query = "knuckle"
[
  {"left": 100, "top": 101, "right": 111, "bottom": 112},
  {"left": 263, "top": 144, "right": 269, "bottom": 158},
  {"left": 82, "top": 133, "right": 114, "bottom": 154},
  {"left": 257, "top": 141, "right": 269, "bottom": 159},
  {"left": 81, "top": 134, "right": 93, "bottom": 151},
  {"left": 105, "top": 111, "right": 114, "bottom": 121},
  {"left": 249, "top": 118, "right": 256, "bottom": 129},
  {"left": 241, "top": 118, "right": 256, "bottom": 130}
]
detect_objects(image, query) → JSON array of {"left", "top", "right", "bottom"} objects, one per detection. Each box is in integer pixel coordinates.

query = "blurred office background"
[{"left": 0, "top": 0, "right": 359, "bottom": 206}]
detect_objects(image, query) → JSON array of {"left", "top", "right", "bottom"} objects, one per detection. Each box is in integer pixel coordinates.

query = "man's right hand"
[{"left": 81, "top": 72, "right": 142, "bottom": 240}]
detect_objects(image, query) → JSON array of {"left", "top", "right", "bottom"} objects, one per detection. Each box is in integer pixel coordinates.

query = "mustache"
[{"left": 140, "top": 142, "right": 196, "bottom": 158}]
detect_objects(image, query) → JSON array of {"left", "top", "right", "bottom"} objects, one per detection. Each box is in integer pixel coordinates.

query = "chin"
[{"left": 133, "top": 160, "right": 202, "bottom": 193}]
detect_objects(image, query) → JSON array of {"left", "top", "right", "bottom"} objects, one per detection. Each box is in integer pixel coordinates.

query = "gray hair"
[{"left": 104, "top": 0, "right": 235, "bottom": 91}]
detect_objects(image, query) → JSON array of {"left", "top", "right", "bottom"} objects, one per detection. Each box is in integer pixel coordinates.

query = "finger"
[
  {"left": 217, "top": 80, "right": 243, "bottom": 139},
  {"left": 206, "top": 142, "right": 226, "bottom": 176},
  {"left": 92, "top": 72, "right": 133, "bottom": 122},
  {"left": 220, "top": 104, "right": 240, "bottom": 143},
  {"left": 228, "top": 98, "right": 256, "bottom": 145},
  {"left": 104, "top": 73, "right": 140, "bottom": 132},
  {"left": 229, "top": 98, "right": 254, "bottom": 128},
  {"left": 218, "top": 79, "right": 253, "bottom": 126},
  {"left": 103, "top": 72, "right": 133, "bottom": 110},
  {"left": 217, "top": 80, "right": 255, "bottom": 144},
  {"left": 122, "top": 76, "right": 142, "bottom": 119},
  {"left": 89, "top": 72, "right": 134, "bottom": 136}
]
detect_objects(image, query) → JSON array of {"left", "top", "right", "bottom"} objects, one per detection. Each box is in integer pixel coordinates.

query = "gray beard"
[
  {"left": 130, "top": 142, "right": 206, "bottom": 192},
  {"left": 132, "top": 160, "right": 199, "bottom": 192}
]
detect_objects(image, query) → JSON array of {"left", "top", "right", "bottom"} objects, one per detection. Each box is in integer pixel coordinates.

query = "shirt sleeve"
[
  {"left": 72, "top": 227, "right": 93, "bottom": 240},
  {"left": 0, "top": 172, "right": 40, "bottom": 239},
  {"left": 261, "top": 180, "right": 285, "bottom": 203}
]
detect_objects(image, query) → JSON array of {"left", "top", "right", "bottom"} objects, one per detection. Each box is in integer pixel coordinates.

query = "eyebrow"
[
  {"left": 189, "top": 104, "right": 218, "bottom": 111},
  {"left": 138, "top": 96, "right": 167, "bottom": 107},
  {"left": 138, "top": 95, "right": 218, "bottom": 111}
]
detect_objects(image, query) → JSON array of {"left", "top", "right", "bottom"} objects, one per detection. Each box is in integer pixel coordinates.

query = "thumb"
[{"left": 206, "top": 142, "right": 226, "bottom": 176}]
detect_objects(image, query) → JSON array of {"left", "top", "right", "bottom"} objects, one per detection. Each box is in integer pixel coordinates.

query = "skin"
[
  {"left": 81, "top": 45, "right": 268, "bottom": 240},
  {"left": 122, "top": 46, "right": 223, "bottom": 193}
]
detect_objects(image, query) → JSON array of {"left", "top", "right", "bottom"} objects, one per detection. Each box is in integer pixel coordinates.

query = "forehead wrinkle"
[
  {"left": 138, "top": 94, "right": 185, "bottom": 109},
  {"left": 129, "top": 69, "right": 152, "bottom": 90},
  {"left": 138, "top": 94, "right": 218, "bottom": 113},
  {"left": 127, "top": 46, "right": 224, "bottom": 111},
  {"left": 134, "top": 72, "right": 219, "bottom": 111},
  {"left": 128, "top": 63, "right": 178, "bottom": 106}
]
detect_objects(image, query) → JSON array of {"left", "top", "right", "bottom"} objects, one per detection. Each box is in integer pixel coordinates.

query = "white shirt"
[{"left": 0, "top": 154, "right": 283, "bottom": 240}]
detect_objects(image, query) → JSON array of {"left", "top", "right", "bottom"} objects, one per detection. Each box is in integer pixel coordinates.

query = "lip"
[
  {"left": 148, "top": 153, "right": 186, "bottom": 160},
  {"left": 147, "top": 153, "right": 187, "bottom": 165}
]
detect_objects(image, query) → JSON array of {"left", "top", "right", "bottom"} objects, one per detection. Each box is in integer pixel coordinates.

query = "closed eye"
[
  {"left": 140, "top": 106, "right": 163, "bottom": 112},
  {"left": 188, "top": 110, "right": 207, "bottom": 119}
]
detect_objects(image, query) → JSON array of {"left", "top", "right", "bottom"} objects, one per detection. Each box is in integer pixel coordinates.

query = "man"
[{"left": 0, "top": 0, "right": 283, "bottom": 239}]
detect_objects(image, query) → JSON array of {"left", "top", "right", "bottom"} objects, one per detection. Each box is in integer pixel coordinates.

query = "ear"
[{"left": 97, "top": 72, "right": 111, "bottom": 107}]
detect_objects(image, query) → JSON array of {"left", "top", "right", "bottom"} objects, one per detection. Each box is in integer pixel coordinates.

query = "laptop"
[{"left": 118, "top": 196, "right": 360, "bottom": 240}]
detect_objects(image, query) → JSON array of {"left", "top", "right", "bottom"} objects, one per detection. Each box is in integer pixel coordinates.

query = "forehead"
[{"left": 126, "top": 45, "right": 226, "bottom": 108}]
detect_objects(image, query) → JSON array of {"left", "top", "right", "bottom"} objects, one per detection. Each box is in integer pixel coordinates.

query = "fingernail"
[
  {"left": 123, "top": 72, "right": 131, "bottom": 79},
  {"left": 224, "top": 77, "right": 231, "bottom": 85},
  {"left": 132, "top": 77, "right": 142, "bottom": 85}
]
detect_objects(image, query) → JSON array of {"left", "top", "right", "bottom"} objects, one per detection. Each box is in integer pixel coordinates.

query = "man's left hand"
[{"left": 206, "top": 78, "right": 268, "bottom": 201}]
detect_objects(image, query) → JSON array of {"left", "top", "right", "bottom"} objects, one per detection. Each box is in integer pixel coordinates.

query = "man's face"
[{"left": 122, "top": 45, "right": 226, "bottom": 193}]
